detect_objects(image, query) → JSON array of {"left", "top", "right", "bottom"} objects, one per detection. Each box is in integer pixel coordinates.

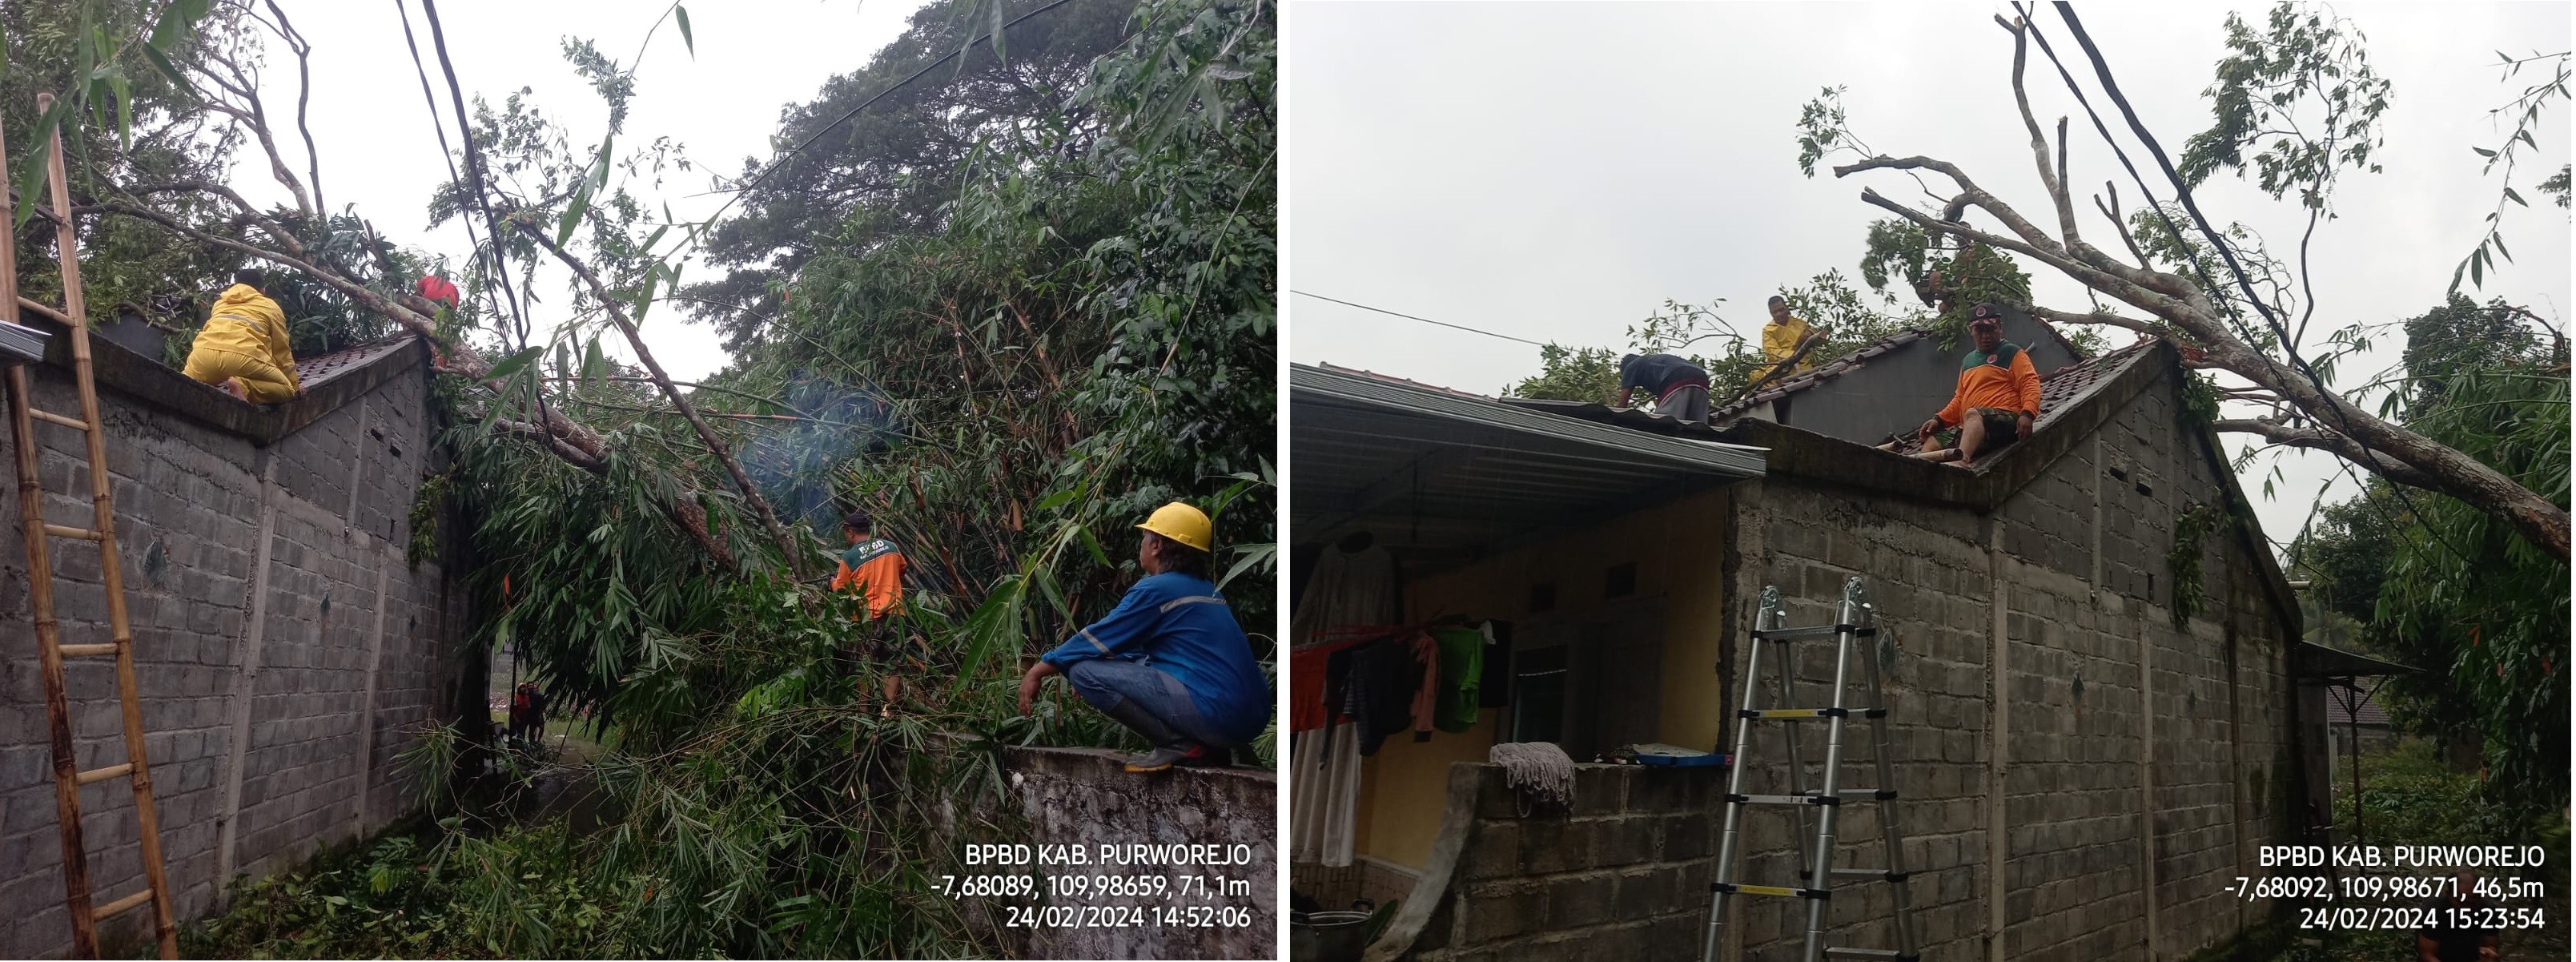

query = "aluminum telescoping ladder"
[
  {"left": 1701, "top": 578, "right": 1919, "bottom": 962},
  {"left": 2, "top": 93, "right": 179, "bottom": 960}
]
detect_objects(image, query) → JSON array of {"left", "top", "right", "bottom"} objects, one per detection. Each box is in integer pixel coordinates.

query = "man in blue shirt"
[
  {"left": 1614, "top": 352, "right": 1712, "bottom": 424},
  {"left": 1018, "top": 502, "right": 1269, "bottom": 772}
]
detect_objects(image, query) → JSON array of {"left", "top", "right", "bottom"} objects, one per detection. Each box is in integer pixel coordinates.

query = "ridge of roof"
[
  {"left": 1712, "top": 308, "right": 2098, "bottom": 425},
  {"left": 1881, "top": 336, "right": 2158, "bottom": 454}
]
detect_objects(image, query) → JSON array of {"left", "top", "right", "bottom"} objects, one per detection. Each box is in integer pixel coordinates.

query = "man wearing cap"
[
  {"left": 1614, "top": 352, "right": 1713, "bottom": 424},
  {"left": 1016, "top": 502, "right": 1269, "bottom": 772},
  {"left": 1915, "top": 303, "right": 2041, "bottom": 468}
]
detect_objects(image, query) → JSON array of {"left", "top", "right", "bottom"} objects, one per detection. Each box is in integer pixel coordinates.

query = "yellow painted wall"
[
  {"left": 1350, "top": 710, "right": 1503, "bottom": 868},
  {"left": 1348, "top": 485, "right": 1735, "bottom": 869}
]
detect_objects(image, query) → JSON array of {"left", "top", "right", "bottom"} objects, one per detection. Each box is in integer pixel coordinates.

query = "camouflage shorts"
[{"left": 1934, "top": 408, "right": 2023, "bottom": 449}]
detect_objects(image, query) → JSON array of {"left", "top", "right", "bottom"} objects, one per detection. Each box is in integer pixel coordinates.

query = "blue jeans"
[{"left": 1063, "top": 658, "right": 1240, "bottom": 749}]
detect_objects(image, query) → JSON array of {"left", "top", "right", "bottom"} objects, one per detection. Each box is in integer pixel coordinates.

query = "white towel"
[
  {"left": 1488, "top": 741, "right": 1576, "bottom": 811},
  {"left": 1290, "top": 726, "right": 1363, "bottom": 866}
]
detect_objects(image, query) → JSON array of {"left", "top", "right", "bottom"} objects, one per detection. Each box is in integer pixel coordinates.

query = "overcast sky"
[
  {"left": 1284, "top": 2, "right": 2571, "bottom": 551},
  {"left": 230, "top": 0, "right": 936, "bottom": 382}
]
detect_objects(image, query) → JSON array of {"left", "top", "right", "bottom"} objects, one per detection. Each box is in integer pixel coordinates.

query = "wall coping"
[
  {"left": 1002, "top": 743, "right": 1278, "bottom": 787},
  {"left": 1718, "top": 340, "right": 2301, "bottom": 642},
  {"left": 12, "top": 306, "right": 427, "bottom": 445}
]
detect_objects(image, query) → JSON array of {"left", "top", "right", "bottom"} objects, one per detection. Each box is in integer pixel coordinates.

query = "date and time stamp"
[
  {"left": 931, "top": 840, "right": 2555, "bottom": 933},
  {"left": 2228, "top": 846, "right": 2554, "bottom": 932},
  {"left": 944, "top": 843, "right": 1264, "bottom": 931}
]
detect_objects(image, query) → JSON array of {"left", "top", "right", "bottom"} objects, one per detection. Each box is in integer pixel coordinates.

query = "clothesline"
[
  {"left": 1292, "top": 623, "right": 1421, "bottom": 651},
  {"left": 1292, "top": 614, "right": 1484, "bottom": 650}
]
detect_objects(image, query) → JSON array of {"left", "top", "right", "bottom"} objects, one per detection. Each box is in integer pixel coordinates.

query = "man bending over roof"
[
  {"left": 1615, "top": 352, "right": 1711, "bottom": 424},
  {"left": 1914, "top": 303, "right": 2040, "bottom": 469},
  {"left": 181, "top": 269, "right": 300, "bottom": 404}
]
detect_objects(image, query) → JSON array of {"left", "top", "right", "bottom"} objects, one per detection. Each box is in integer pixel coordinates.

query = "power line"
[
  {"left": 1289, "top": 290, "right": 1548, "bottom": 347},
  {"left": 392, "top": 0, "right": 498, "bottom": 321}
]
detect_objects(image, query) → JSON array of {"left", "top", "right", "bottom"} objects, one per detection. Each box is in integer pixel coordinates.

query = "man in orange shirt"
[
  {"left": 1915, "top": 304, "right": 2042, "bottom": 469},
  {"left": 832, "top": 511, "right": 907, "bottom": 617},
  {"left": 833, "top": 512, "right": 912, "bottom": 714}
]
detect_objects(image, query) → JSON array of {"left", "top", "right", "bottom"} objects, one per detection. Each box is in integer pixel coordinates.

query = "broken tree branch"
[
  {"left": 508, "top": 216, "right": 810, "bottom": 578},
  {"left": 262, "top": 1, "right": 325, "bottom": 217},
  {"left": 1999, "top": 14, "right": 2083, "bottom": 248},
  {"left": 2212, "top": 418, "right": 2436, "bottom": 489},
  {"left": 2094, "top": 181, "right": 2149, "bottom": 268},
  {"left": 1734, "top": 331, "right": 1827, "bottom": 402},
  {"left": 115, "top": 180, "right": 304, "bottom": 256},
  {"left": 193, "top": 44, "right": 311, "bottom": 217},
  {"left": 1830, "top": 50, "right": 2570, "bottom": 557},
  {"left": 52, "top": 191, "right": 624, "bottom": 472}
]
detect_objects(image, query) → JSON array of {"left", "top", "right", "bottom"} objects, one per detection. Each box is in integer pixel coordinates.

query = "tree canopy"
[
  {"left": 2292, "top": 292, "right": 2567, "bottom": 814},
  {"left": 677, "top": 0, "right": 1139, "bottom": 352}
]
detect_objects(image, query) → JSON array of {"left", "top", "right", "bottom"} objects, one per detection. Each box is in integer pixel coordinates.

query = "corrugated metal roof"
[
  {"left": 2328, "top": 682, "right": 2393, "bottom": 727},
  {"left": 1493, "top": 397, "right": 1732, "bottom": 441},
  {"left": 2294, "top": 638, "right": 2417, "bottom": 678},
  {"left": 1292, "top": 363, "right": 1763, "bottom": 562},
  {"left": 1299, "top": 364, "right": 1764, "bottom": 473}
]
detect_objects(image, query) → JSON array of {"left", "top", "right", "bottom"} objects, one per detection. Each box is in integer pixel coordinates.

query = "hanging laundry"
[
  {"left": 1289, "top": 726, "right": 1362, "bottom": 866},
  {"left": 1328, "top": 636, "right": 1423, "bottom": 757},
  {"left": 1429, "top": 626, "right": 1484, "bottom": 733},
  {"left": 1287, "top": 533, "right": 1401, "bottom": 867},
  {"left": 1293, "top": 535, "right": 1397, "bottom": 646},
  {"left": 1289, "top": 636, "right": 1364, "bottom": 733},
  {"left": 1408, "top": 630, "right": 1437, "bottom": 743}
]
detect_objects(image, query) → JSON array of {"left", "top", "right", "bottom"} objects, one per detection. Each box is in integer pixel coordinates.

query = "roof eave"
[{"left": 1293, "top": 363, "right": 1767, "bottom": 477}]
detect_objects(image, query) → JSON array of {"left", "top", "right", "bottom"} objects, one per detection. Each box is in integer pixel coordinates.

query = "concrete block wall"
[
  {"left": 1722, "top": 373, "right": 2302, "bottom": 962},
  {"left": 0, "top": 355, "right": 470, "bottom": 958},
  {"left": 1736, "top": 481, "right": 1996, "bottom": 962},
  {"left": 1408, "top": 763, "right": 1724, "bottom": 962},
  {"left": 970, "top": 746, "right": 1276, "bottom": 960}
]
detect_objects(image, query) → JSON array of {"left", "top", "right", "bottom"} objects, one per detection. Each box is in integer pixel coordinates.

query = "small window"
[
  {"left": 1529, "top": 582, "right": 1557, "bottom": 613},
  {"left": 1512, "top": 646, "right": 1568, "bottom": 744},
  {"left": 1605, "top": 562, "right": 1637, "bottom": 598}
]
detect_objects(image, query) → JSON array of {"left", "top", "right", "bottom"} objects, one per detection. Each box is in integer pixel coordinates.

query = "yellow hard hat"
[{"left": 1137, "top": 501, "right": 1213, "bottom": 552}]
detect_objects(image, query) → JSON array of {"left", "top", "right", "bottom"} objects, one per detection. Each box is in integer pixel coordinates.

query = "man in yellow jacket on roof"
[
  {"left": 181, "top": 269, "right": 300, "bottom": 403},
  {"left": 1761, "top": 295, "right": 1816, "bottom": 371}
]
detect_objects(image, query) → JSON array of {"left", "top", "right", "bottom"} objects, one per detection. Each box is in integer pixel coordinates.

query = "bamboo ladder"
[{"left": 2, "top": 92, "right": 180, "bottom": 960}]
